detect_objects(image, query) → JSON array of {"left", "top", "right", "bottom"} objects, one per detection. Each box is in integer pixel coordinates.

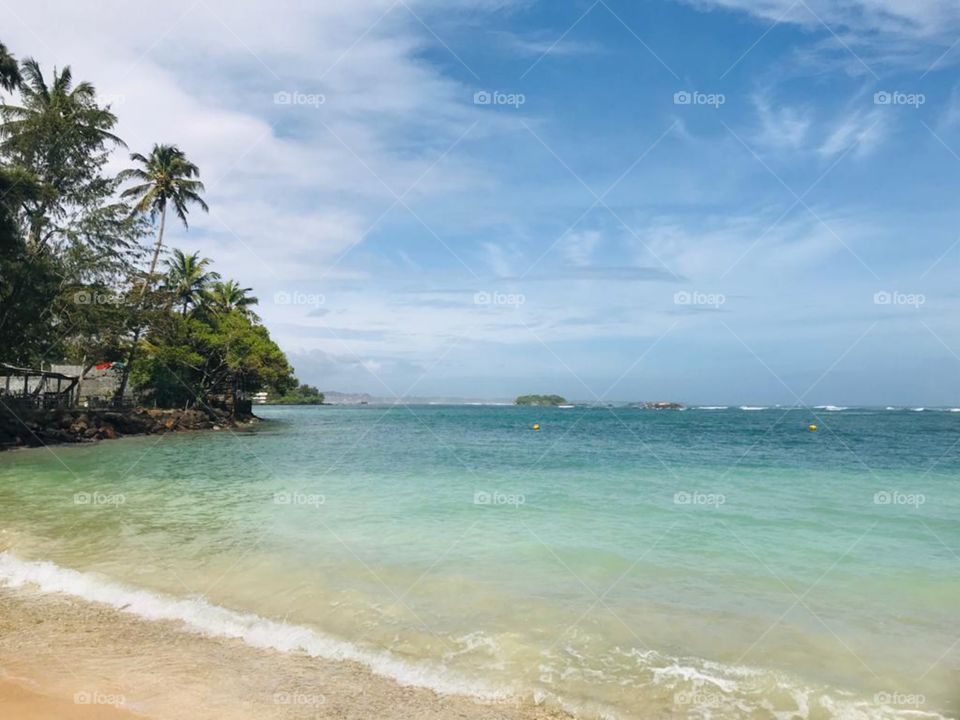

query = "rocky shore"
[{"left": 0, "top": 406, "right": 259, "bottom": 451}]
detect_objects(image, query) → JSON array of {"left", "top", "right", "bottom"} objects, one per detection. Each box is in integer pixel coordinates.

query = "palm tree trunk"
[
  {"left": 114, "top": 204, "right": 167, "bottom": 404},
  {"left": 143, "top": 204, "right": 168, "bottom": 296}
]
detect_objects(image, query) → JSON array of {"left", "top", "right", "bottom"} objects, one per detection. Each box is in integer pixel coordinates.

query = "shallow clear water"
[{"left": 0, "top": 405, "right": 957, "bottom": 718}]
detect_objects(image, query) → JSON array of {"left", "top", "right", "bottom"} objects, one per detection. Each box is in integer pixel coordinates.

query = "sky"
[{"left": 4, "top": 0, "right": 960, "bottom": 405}]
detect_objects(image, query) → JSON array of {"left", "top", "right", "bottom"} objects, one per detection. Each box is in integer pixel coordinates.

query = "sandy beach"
[
  {"left": 0, "top": 678, "right": 139, "bottom": 720},
  {"left": 0, "top": 585, "right": 572, "bottom": 720}
]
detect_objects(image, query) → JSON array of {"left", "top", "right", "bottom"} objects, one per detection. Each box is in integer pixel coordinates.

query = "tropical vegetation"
[
  {"left": 270, "top": 383, "right": 325, "bottom": 405},
  {"left": 515, "top": 394, "right": 568, "bottom": 406},
  {"left": 0, "top": 40, "right": 297, "bottom": 415}
]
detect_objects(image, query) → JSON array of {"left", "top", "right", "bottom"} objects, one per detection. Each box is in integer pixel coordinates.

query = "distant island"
[
  {"left": 269, "top": 384, "right": 325, "bottom": 405},
  {"left": 515, "top": 394, "right": 568, "bottom": 406}
]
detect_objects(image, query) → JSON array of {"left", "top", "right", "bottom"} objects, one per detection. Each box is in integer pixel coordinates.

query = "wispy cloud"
[
  {"left": 818, "top": 110, "right": 886, "bottom": 158},
  {"left": 492, "top": 30, "right": 603, "bottom": 57},
  {"left": 753, "top": 94, "right": 812, "bottom": 151}
]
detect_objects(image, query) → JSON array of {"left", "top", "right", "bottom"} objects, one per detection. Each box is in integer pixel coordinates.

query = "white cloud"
[
  {"left": 683, "top": 0, "right": 960, "bottom": 71},
  {"left": 818, "top": 110, "right": 886, "bottom": 158},
  {"left": 753, "top": 95, "right": 811, "bottom": 151},
  {"left": 561, "top": 230, "right": 603, "bottom": 266},
  {"left": 1, "top": 0, "right": 492, "bottom": 292},
  {"left": 492, "top": 30, "right": 602, "bottom": 57},
  {"left": 683, "top": 0, "right": 960, "bottom": 37}
]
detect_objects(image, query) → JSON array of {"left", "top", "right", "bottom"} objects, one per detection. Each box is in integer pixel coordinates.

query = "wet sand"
[{"left": 0, "top": 586, "right": 574, "bottom": 720}]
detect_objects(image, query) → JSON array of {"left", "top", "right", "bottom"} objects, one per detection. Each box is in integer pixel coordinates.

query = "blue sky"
[{"left": 5, "top": 0, "right": 960, "bottom": 404}]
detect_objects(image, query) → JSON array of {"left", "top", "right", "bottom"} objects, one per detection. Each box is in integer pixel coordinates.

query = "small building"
[
  {"left": 47, "top": 363, "right": 133, "bottom": 407},
  {"left": 251, "top": 391, "right": 269, "bottom": 405},
  {"left": 0, "top": 364, "right": 79, "bottom": 408}
]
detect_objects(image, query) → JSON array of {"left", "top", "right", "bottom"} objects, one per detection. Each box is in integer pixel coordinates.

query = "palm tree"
[
  {"left": 0, "top": 42, "right": 21, "bottom": 92},
  {"left": 1, "top": 59, "right": 122, "bottom": 247},
  {"left": 118, "top": 144, "right": 209, "bottom": 292},
  {"left": 114, "top": 144, "right": 208, "bottom": 403},
  {"left": 166, "top": 249, "right": 220, "bottom": 315},
  {"left": 207, "top": 279, "right": 259, "bottom": 318}
]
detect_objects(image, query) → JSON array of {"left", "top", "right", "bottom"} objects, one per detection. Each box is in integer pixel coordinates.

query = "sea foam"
[
  {"left": 0, "top": 551, "right": 508, "bottom": 700},
  {"left": 0, "top": 552, "right": 949, "bottom": 720}
]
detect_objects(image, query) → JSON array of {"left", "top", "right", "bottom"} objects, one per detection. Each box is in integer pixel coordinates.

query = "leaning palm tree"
[
  {"left": 118, "top": 144, "right": 209, "bottom": 293},
  {"left": 0, "top": 42, "right": 21, "bottom": 92},
  {"left": 114, "top": 144, "right": 208, "bottom": 403},
  {"left": 207, "top": 279, "right": 259, "bottom": 318},
  {"left": 166, "top": 249, "right": 220, "bottom": 315}
]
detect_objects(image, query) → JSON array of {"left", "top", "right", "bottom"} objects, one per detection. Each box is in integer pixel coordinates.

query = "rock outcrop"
[{"left": 0, "top": 406, "right": 259, "bottom": 450}]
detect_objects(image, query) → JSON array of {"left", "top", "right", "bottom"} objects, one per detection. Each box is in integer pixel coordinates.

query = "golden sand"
[{"left": 0, "top": 586, "right": 571, "bottom": 720}]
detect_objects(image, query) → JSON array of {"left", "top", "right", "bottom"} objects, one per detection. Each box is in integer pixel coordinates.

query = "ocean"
[{"left": 0, "top": 405, "right": 957, "bottom": 719}]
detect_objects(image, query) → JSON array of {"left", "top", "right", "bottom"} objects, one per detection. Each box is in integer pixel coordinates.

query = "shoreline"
[
  {"left": 0, "top": 406, "right": 262, "bottom": 452},
  {"left": 0, "top": 583, "right": 571, "bottom": 720}
]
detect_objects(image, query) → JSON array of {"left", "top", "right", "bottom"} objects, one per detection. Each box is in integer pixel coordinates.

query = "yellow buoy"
[
  {"left": 532, "top": 423, "right": 540, "bottom": 431},
  {"left": 808, "top": 424, "right": 817, "bottom": 432}
]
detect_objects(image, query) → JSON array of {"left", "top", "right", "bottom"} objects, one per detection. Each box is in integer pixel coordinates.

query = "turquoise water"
[{"left": 0, "top": 405, "right": 957, "bottom": 718}]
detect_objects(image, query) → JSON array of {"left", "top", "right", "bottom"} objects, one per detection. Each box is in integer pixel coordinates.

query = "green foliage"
[
  {"left": 0, "top": 40, "right": 304, "bottom": 414},
  {"left": 271, "top": 383, "right": 325, "bottom": 405},
  {"left": 1, "top": 59, "right": 124, "bottom": 250},
  {"left": 166, "top": 249, "right": 220, "bottom": 316},
  {"left": 0, "top": 52, "right": 143, "bottom": 367},
  {"left": 118, "top": 144, "right": 208, "bottom": 228},
  {"left": 207, "top": 279, "right": 259, "bottom": 319},
  {"left": 0, "top": 41, "right": 21, "bottom": 92},
  {"left": 515, "top": 394, "right": 567, "bottom": 406},
  {"left": 132, "top": 307, "right": 295, "bottom": 410}
]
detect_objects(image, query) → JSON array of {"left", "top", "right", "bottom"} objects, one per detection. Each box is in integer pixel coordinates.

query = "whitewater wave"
[
  {"left": 0, "top": 552, "right": 948, "bottom": 720},
  {"left": 739, "top": 406, "right": 767, "bottom": 411},
  {"left": 0, "top": 552, "right": 508, "bottom": 700},
  {"left": 696, "top": 406, "right": 729, "bottom": 410},
  {"left": 813, "top": 405, "right": 847, "bottom": 411}
]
